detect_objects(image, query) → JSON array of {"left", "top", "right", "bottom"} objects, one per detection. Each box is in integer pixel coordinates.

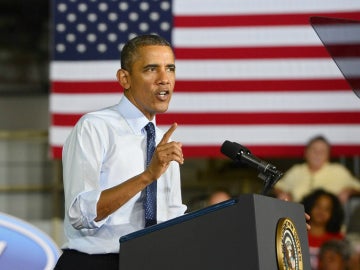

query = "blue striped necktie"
[{"left": 144, "top": 122, "right": 157, "bottom": 227}]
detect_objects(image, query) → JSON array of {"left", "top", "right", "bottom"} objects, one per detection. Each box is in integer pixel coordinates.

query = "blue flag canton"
[{"left": 52, "top": 0, "right": 172, "bottom": 61}]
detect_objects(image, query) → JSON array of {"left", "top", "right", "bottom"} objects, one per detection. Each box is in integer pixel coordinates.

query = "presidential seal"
[{"left": 276, "top": 217, "right": 303, "bottom": 270}]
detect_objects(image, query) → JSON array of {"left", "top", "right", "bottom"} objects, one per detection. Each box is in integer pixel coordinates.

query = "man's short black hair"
[{"left": 121, "top": 34, "right": 172, "bottom": 72}]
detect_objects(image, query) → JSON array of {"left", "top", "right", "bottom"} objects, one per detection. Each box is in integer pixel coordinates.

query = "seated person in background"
[
  {"left": 318, "top": 239, "right": 356, "bottom": 270},
  {"left": 207, "top": 187, "right": 232, "bottom": 206},
  {"left": 274, "top": 135, "right": 360, "bottom": 204},
  {"left": 301, "top": 189, "right": 345, "bottom": 270}
]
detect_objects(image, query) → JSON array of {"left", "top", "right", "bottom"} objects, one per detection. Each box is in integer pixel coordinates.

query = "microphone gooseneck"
[{"left": 220, "top": 140, "right": 283, "bottom": 195}]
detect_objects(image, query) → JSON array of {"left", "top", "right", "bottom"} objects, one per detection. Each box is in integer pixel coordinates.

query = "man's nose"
[{"left": 156, "top": 69, "right": 170, "bottom": 84}]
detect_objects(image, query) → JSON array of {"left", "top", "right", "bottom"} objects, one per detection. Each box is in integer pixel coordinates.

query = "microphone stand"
[{"left": 258, "top": 169, "right": 283, "bottom": 195}]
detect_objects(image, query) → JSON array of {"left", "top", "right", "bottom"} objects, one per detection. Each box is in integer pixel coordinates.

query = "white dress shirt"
[{"left": 61, "top": 96, "right": 187, "bottom": 254}]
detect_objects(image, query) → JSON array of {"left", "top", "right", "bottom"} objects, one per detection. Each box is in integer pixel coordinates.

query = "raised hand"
[{"left": 146, "top": 123, "right": 184, "bottom": 180}]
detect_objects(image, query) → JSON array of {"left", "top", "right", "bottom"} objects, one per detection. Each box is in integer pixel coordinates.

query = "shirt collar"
[{"left": 117, "top": 95, "right": 156, "bottom": 134}]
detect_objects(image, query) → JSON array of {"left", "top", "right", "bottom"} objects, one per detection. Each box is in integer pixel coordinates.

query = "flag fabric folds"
[{"left": 50, "top": 0, "right": 360, "bottom": 159}]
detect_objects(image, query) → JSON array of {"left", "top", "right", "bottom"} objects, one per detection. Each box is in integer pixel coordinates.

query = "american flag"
[{"left": 50, "top": 0, "right": 360, "bottom": 159}]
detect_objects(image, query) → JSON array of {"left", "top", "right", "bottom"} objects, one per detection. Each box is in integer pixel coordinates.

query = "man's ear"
[{"left": 116, "top": 69, "right": 130, "bottom": 90}]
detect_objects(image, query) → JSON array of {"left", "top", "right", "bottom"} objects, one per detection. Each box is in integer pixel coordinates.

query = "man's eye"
[
  {"left": 144, "top": 66, "right": 156, "bottom": 72},
  {"left": 167, "top": 67, "right": 175, "bottom": 72}
]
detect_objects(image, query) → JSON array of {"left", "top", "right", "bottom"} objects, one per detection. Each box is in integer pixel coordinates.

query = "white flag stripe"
[
  {"left": 50, "top": 124, "right": 360, "bottom": 146},
  {"left": 50, "top": 59, "right": 343, "bottom": 81},
  {"left": 174, "top": 0, "right": 359, "bottom": 15},
  {"left": 50, "top": 61, "right": 120, "bottom": 81},
  {"left": 50, "top": 92, "right": 360, "bottom": 114},
  {"left": 168, "top": 92, "right": 360, "bottom": 112},
  {"left": 176, "top": 59, "right": 343, "bottom": 80},
  {"left": 173, "top": 26, "right": 321, "bottom": 47},
  {"left": 173, "top": 125, "right": 360, "bottom": 145},
  {"left": 50, "top": 127, "right": 70, "bottom": 146},
  {"left": 50, "top": 94, "right": 121, "bottom": 113}
]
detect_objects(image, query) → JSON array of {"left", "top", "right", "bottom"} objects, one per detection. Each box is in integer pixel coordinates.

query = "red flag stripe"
[
  {"left": 51, "top": 81, "right": 120, "bottom": 93},
  {"left": 52, "top": 147, "right": 63, "bottom": 159},
  {"left": 175, "top": 45, "right": 360, "bottom": 60},
  {"left": 52, "top": 112, "right": 360, "bottom": 126},
  {"left": 158, "top": 112, "right": 360, "bottom": 125},
  {"left": 182, "top": 145, "right": 360, "bottom": 158},
  {"left": 174, "top": 12, "right": 360, "bottom": 27},
  {"left": 51, "top": 79, "right": 351, "bottom": 94},
  {"left": 325, "top": 44, "right": 360, "bottom": 57},
  {"left": 51, "top": 145, "right": 360, "bottom": 159},
  {"left": 174, "top": 46, "right": 331, "bottom": 60},
  {"left": 310, "top": 16, "right": 360, "bottom": 25},
  {"left": 175, "top": 79, "right": 351, "bottom": 92}
]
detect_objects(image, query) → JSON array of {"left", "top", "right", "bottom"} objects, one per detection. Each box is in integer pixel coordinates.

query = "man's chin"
[{"left": 155, "top": 104, "right": 170, "bottom": 114}]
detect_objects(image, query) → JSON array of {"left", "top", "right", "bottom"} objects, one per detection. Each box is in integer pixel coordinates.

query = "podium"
[{"left": 119, "top": 194, "right": 311, "bottom": 270}]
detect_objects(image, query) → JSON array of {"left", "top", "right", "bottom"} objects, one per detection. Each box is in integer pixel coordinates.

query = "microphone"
[{"left": 220, "top": 140, "right": 283, "bottom": 194}]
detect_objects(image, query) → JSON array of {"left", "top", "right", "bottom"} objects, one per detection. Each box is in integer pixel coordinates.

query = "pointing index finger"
[{"left": 159, "top": 123, "right": 178, "bottom": 145}]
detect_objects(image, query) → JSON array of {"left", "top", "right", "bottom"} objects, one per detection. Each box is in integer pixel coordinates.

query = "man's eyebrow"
[
  {"left": 143, "top": 64, "right": 159, "bottom": 70},
  {"left": 143, "top": 63, "right": 176, "bottom": 69}
]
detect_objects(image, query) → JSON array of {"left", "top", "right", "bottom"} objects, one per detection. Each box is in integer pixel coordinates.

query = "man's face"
[{"left": 122, "top": 45, "right": 175, "bottom": 120}]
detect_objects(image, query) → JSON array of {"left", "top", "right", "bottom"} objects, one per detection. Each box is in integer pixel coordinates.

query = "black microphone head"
[{"left": 220, "top": 140, "right": 242, "bottom": 160}]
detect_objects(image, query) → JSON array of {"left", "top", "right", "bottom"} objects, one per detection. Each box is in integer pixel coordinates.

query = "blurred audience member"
[
  {"left": 346, "top": 203, "right": 360, "bottom": 270},
  {"left": 207, "top": 187, "right": 232, "bottom": 206},
  {"left": 346, "top": 201, "right": 360, "bottom": 234},
  {"left": 274, "top": 135, "right": 360, "bottom": 204},
  {"left": 301, "top": 189, "right": 345, "bottom": 270},
  {"left": 318, "top": 239, "right": 359, "bottom": 270}
]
